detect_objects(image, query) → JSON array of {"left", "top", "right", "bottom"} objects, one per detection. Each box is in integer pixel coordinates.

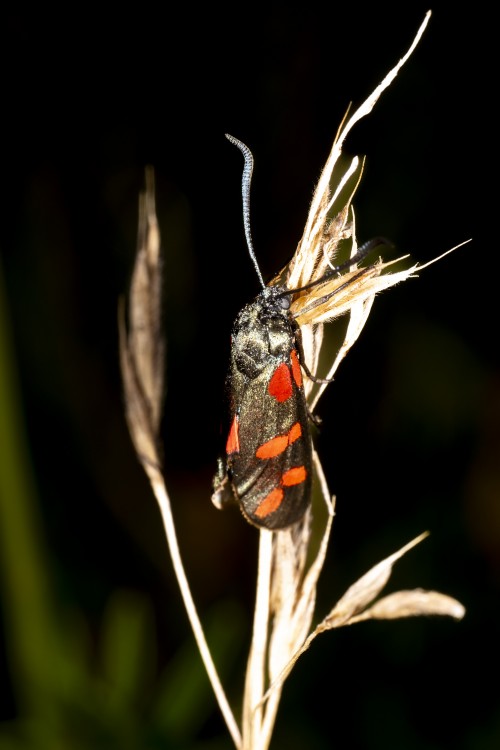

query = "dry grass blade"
[
  {"left": 286, "top": 10, "right": 432, "bottom": 292},
  {"left": 257, "top": 529, "right": 465, "bottom": 709},
  {"left": 321, "top": 532, "right": 430, "bottom": 629},
  {"left": 119, "top": 170, "right": 242, "bottom": 749},
  {"left": 129, "top": 168, "right": 164, "bottom": 426},
  {"left": 350, "top": 589, "right": 466, "bottom": 622},
  {"left": 267, "top": 448, "right": 336, "bottom": 689},
  {"left": 247, "top": 453, "right": 335, "bottom": 748},
  {"left": 119, "top": 166, "right": 164, "bottom": 470}
]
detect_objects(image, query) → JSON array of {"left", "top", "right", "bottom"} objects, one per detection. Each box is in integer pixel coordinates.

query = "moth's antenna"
[{"left": 225, "top": 134, "right": 266, "bottom": 289}]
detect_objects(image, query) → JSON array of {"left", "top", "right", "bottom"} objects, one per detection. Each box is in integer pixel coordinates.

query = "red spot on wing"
[
  {"left": 290, "top": 349, "right": 303, "bottom": 388},
  {"left": 253, "top": 362, "right": 308, "bottom": 519},
  {"left": 268, "top": 362, "right": 293, "bottom": 402},
  {"left": 256, "top": 434, "right": 288, "bottom": 459},
  {"left": 281, "top": 466, "right": 307, "bottom": 486},
  {"left": 254, "top": 466, "right": 307, "bottom": 519},
  {"left": 255, "top": 488, "right": 284, "bottom": 518},
  {"left": 288, "top": 422, "right": 302, "bottom": 444},
  {"left": 255, "top": 422, "right": 303, "bottom": 460},
  {"left": 226, "top": 415, "right": 240, "bottom": 455}
]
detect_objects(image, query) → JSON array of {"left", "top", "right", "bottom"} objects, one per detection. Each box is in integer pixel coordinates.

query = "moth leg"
[{"left": 293, "top": 323, "right": 334, "bottom": 385}]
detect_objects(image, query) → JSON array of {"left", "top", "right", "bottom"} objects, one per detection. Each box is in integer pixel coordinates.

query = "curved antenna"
[{"left": 225, "top": 134, "right": 266, "bottom": 289}]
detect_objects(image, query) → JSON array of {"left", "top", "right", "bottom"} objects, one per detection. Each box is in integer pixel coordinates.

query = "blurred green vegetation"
[{"left": 0, "top": 261, "right": 246, "bottom": 749}]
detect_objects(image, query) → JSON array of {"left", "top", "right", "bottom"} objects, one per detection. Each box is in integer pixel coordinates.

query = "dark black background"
[{"left": 0, "top": 4, "right": 497, "bottom": 748}]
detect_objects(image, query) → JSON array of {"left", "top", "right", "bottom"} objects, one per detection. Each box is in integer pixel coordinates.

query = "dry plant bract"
[{"left": 119, "top": 11, "right": 466, "bottom": 750}]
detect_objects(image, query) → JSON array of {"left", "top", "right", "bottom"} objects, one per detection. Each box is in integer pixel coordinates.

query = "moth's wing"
[{"left": 228, "top": 358, "right": 312, "bottom": 530}]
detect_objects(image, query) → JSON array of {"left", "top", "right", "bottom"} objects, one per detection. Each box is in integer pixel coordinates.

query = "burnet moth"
[{"left": 211, "top": 135, "right": 387, "bottom": 530}]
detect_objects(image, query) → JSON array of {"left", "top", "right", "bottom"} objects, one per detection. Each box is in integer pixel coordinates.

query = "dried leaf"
[
  {"left": 351, "top": 589, "right": 466, "bottom": 622},
  {"left": 321, "top": 533, "right": 430, "bottom": 629},
  {"left": 267, "top": 450, "right": 335, "bottom": 685},
  {"left": 260, "top": 531, "right": 464, "bottom": 706},
  {"left": 255, "top": 453, "right": 335, "bottom": 718},
  {"left": 267, "top": 514, "right": 315, "bottom": 681}
]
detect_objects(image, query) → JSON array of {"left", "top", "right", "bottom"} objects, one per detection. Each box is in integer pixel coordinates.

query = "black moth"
[{"left": 211, "top": 134, "right": 386, "bottom": 530}]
